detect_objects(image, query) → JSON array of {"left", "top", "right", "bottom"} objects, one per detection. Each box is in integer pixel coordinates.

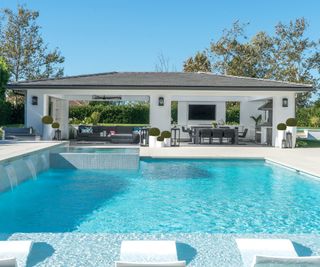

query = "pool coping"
[
  {"left": 0, "top": 141, "right": 67, "bottom": 164},
  {"left": 141, "top": 156, "right": 320, "bottom": 181},
  {"left": 1, "top": 143, "right": 319, "bottom": 180}
]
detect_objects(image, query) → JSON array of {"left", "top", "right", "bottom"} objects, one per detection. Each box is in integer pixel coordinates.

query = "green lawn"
[{"left": 296, "top": 139, "right": 320, "bottom": 148}]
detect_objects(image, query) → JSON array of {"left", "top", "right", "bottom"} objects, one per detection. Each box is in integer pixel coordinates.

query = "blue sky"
[{"left": 1, "top": 0, "right": 320, "bottom": 76}]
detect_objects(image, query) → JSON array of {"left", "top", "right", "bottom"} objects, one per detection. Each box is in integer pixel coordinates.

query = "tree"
[
  {"left": 183, "top": 52, "right": 211, "bottom": 72},
  {"left": 184, "top": 18, "right": 320, "bottom": 107},
  {"left": 155, "top": 53, "right": 176, "bottom": 72},
  {"left": 0, "top": 6, "right": 64, "bottom": 81},
  {"left": 0, "top": 57, "right": 9, "bottom": 100}
]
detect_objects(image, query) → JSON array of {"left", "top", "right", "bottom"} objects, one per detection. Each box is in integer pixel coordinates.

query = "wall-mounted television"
[{"left": 188, "top": 104, "right": 216, "bottom": 120}]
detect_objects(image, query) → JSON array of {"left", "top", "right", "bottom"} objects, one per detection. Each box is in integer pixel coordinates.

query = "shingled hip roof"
[{"left": 8, "top": 72, "right": 314, "bottom": 91}]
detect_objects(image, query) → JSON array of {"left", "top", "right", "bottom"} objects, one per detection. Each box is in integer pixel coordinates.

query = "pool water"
[{"left": 0, "top": 159, "right": 320, "bottom": 234}]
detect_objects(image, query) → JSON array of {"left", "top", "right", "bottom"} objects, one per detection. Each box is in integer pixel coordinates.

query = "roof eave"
[{"left": 7, "top": 84, "right": 314, "bottom": 92}]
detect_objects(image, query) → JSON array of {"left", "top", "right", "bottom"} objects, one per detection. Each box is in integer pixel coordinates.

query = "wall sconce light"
[
  {"left": 282, "top": 98, "right": 288, "bottom": 107},
  {"left": 158, "top": 97, "right": 164, "bottom": 106},
  {"left": 31, "top": 96, "right": 38, "bottom": 105}
]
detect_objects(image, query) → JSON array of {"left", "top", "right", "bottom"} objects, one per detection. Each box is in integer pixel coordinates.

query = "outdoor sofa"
[
  {"left": 3, "top": 127, "right": 38, "bottom": 141},
  {"left": 77, "top": 125, "right": 140, "bottom": 144}
]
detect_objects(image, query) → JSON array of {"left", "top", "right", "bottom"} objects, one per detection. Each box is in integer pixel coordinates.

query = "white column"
[
  {"left": 272, "top": 94, "right": 295, "bottom": 146},
  {"left": 26, "top": 90, "right": 49, "bottom": 136},
  {"left": 149, "top": 94, "right": 171, "bottom": 131},
  {"left": 53, "top": 99, "right": 69, "bottom": 139}
]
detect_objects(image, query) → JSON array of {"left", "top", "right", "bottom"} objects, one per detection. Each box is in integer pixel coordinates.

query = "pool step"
[{"left": 50, "top": 152, "right": 140, "bottom": 170}]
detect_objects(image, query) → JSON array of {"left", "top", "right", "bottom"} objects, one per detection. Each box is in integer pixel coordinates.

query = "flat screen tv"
[{"left": 188, "top": 104, "right": 216, "bottom": 120}]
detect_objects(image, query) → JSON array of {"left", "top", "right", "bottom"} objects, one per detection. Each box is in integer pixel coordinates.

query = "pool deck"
[
  {"left": 140, "top": 146, "right": 320, "bottom": 177},
  {"left": 3, "top": 233, "right": 320, "bottom": 267},
  {"left": 0, "top": 141, "right": 66, "bottom": 162}
]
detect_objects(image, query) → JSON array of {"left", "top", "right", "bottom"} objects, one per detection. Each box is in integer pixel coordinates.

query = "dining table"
[{"left": 190, "top": 126, "right": 239, "bottom": 145}]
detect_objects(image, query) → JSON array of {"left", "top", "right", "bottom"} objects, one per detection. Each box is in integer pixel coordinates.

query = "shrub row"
[
  {"left": 0, "top": 100, "right": 24, "bottom": 126},
  {"left": 69, "top": 103, "right": 150, "bottom": 124},
  {"left": 296, "top": 106, "right": 320, "bottom": 127}
]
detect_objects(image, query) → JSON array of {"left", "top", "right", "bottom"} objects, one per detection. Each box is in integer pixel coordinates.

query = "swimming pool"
[{"left": 0, "top": 159, "right": 319, "bottom": 234}]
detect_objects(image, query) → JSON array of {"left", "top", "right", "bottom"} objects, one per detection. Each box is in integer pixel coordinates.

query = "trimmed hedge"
[
  {"left": 69, "top": 103, "right": 150, "bottom": 124},
  {"left": 149, "top": 127, "right": 160, "bottom": 136},
  {"left": 161, "top": 131, "right": 171, "bottom": 138},
  {"left": 42, "top": 115, "right": 53, "bottom": 124},
  {"left": 297, "top": 106, "right": 320, "bottom": 127},
  {"left": 277, "top": 123, "right": 287, "bottom": 130},
  {"left": 52, "top": 122, "right": 60, "bottom": 129},
  {"left": 0, "top": 100, "right": 24, "bottom": 126},
  {"left": 286, "top": 118, "right": 297, "bottom": 127}
]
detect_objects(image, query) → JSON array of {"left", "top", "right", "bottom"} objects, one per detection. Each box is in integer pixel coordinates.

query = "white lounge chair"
[
  {"left": 0, "top": 258, "right": 17, "bottom": 267},
  {"left": 236, "top": 238, "right": 320, "bottom": 267},
  {"left": 115, "top": 240, "right": 186, "bottom": 267},
  {"left": 0, "top": 241, "right": 33, "bottom": 267}
]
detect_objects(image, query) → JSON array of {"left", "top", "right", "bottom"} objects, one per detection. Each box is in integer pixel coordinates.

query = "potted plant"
[
  {"left": 250, "top": 115, "right": 262, "bottom": 126},
  {"left": 148, "top": 127, "right": 160, "bottom": 148},
  {"left": 52, "top": 122, "right": 61, "bottom": 140},
  {"left": 42, "top": 115, "right": 54, "bottom": 140},
  {"left": 161, "top": 131, "right": 171, "bottom": 147},
  {"left": 156, "top": 136, "right": 164, "bottom": 148},
  {"left": 286, "top": 118, "right": 297, "bottom": 148},
  {"left": 211, "top": 121, "right": 217, "bottom": 128},
  {"left": 276, "top": 123, "right": 287, "bottom": 148}
]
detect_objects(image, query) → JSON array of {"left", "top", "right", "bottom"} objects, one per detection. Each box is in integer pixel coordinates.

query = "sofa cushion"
[
  {"left": 79, "top": 126, "right": 93, "bottom": 134},
  {"left": 116, "top": 126, "right": 134, "bottom": 134}
]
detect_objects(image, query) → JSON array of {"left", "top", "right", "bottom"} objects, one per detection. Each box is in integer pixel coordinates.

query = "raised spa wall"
[
  {"left": 0, "top": 145, "right": 140, "bottom": 193},
  {"left": 0, "top": 149, "right": 51, "bottom": 192}
]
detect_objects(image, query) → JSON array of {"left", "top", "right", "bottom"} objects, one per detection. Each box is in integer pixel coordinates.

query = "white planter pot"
[
  {"left": 163, "top": 138, "right": 171, "bottom": 147},
  {"left": 42, "top": 124, "right": 53, "bottom": 140},
  {"left": 155, "top": 141, "right": 164, "bottom": 148},
  {"left": 148, "top": 136, "right": 157, "bottom": 148},
  {"left": 276, "top": 130, "right": 286, "bottom": 148},
  {"left": 286, "top": 126, "right": 297, "bottom": 148}
]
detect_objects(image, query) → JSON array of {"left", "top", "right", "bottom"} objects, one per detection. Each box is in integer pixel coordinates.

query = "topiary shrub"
[
  {"left": 277, "top": 123, "right": 287, "bottom": 131},
  {"left": 161, "top": 131, "right": 171, "bottom": 138},
  {"left": 149, "top": 127, "right": 160, "bottom": 136},
  {"left": 51, "top": 122, "right": 60, "bottom": 129},
  {"left": 42, "top": 115, "right": 53, "bottom": 124},
  {"left": 157, "top": 136, "right": 164, "bottom": 141},
  {"left": 286, "top": 118, "right": 297, "bottom": 127}
]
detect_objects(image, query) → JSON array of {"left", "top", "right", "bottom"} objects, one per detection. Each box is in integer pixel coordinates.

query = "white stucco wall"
[
  {"left": 272, "top": 94, "right": 295, "bottom": 146},
  {"left": 149, "top": 94, "right": 171, "bottom": 131},
  {"left": 26, "top": 90, "right": 49, "bottom": 136}
]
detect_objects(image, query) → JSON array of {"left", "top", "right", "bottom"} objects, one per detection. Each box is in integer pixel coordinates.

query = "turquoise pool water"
[{"left": 0, "top": 159, "right": 319, "bottom": 234}]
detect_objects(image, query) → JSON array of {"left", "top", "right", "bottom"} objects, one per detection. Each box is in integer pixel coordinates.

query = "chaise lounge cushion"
[
  {"left": 253, "top": 255, "right": 320, "bottom": 267},
  {"left": 115, "top": 262, "right": 186, "bottom": 267},
  {"left": 116, "top": 240, "right": 186, "bottom": 267},
  {"left": 0, "top": 241, "right": 33, "bottom": 267},
  {"left": 236, "top": 239, "right": 299, "bottom": 267},
  {"left": 0, "top": 258, "right": 17, "bottom": 267}
]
